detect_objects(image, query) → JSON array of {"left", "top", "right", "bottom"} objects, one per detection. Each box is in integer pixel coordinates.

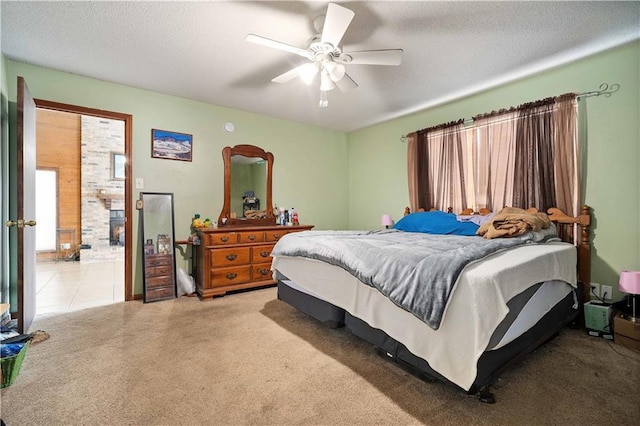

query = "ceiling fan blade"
[
  {"left": 246, "top": 34, "right": 310, "bottom": 59},
  {"left": 271, "top": 63, "right": 318, "bottom": 84},
  {"left": 271, "top": 67, "right": 303, "bottom": 84},
  {"left": 338, "top": 49, "right": 403, "bottom": 66},
  {"left": 334, "top": 73, "right": 358, "bottom": 92},
  {"left": 320, "top": 3, "right": 355, "bottom": 48}
]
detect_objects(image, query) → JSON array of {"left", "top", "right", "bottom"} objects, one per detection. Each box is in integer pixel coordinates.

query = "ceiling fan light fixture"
[
  {"left": 320, "top": 71, "right": 336, "bottom": 91},
  {"left": 324, "top": 62, "right": 346, "bottom": 82},
  {"left": 298, "top": 63, "right": 318, "bottom": 85}
]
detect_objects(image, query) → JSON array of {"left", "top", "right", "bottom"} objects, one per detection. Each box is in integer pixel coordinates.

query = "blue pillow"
[{"left": 393, "top": 211, "right": 479, "bottom": 236}]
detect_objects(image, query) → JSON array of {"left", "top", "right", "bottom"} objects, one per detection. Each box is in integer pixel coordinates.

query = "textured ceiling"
[{"left": 2, "top": 1, "right": 639, "bottom": 132}]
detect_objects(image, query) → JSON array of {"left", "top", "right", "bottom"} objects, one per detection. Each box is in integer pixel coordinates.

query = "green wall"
[
  {"left": 348, "top": 41, "right": 640, "bottom": 300},
  {"left": 3, "top": 59, "right": 348, "bottom": 295}
]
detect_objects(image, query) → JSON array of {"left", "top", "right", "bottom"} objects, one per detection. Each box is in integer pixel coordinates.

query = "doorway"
[{"left": 34, "top": 99, "right": 133, "bottom": 308}]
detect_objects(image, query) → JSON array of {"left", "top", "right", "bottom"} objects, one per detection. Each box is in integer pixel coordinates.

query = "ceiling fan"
[{"left": 246, "top": 2, "right": 403, "bottom": 107}]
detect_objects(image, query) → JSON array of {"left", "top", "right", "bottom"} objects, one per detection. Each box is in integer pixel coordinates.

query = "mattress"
[{"left": 271, "top": 241, "right": 577, "bottom": 391}]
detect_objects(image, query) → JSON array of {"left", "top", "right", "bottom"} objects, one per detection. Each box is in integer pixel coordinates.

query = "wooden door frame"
[{"left": 34, "top": 99, "right": 134, "bottom": 301}]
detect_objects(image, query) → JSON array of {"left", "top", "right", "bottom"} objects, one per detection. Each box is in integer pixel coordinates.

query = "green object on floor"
[{"left": 1, "top": 341, "right": 29, "bottom": 388}]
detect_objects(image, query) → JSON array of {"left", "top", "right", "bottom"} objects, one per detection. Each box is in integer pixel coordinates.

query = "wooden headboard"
[{"left": 403, "top": 205, "right": 592, "bottom": 307}]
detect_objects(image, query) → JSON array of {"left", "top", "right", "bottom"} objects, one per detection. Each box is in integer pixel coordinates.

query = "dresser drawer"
[
  {"left": 145, "top": 255, "right": 171, "bottom": 267},
  {"left": 211, "top": 247, "right": 251, "bottom": 267},
  {"left": 238, "top": 231, "right": 264, "bottom": 244},
  {"left": 252, "top": 244, "right": 274, "bottom": 262},
  {"left": 265, "top": 229, "right": 289, "bottom": 242},
  {"left": 155, "top": 265, "right": 172, "bottom": 276},
  {"left": 146, "top": 275, "right": 173, "bottom": 289},
  {"left": 207, "top": 232, "right": 238, "bottom": 245},
  {"left": 145, "top": 265, "right": 172, "bottom": 277},
  {"left": 252, "top": 262, "right": 273, "bottom": 281},
  {"left": 210, "top": 266, "right": 251, "bottom": 287},
  {"left": 146, "top": 286, "right": 175, "bottom": 300}
]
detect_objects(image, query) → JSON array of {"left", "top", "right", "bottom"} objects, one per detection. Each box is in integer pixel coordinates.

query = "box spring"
[
  {"left": 277, "top": 279, "right": 577, "bottom": 394},
  {"left": 277, "top": 280, "right": 345, "bottom": 328}
]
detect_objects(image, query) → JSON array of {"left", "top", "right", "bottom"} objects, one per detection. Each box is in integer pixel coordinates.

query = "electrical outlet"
[
  {"left": 590, "top": 283, "right": 601, "bottom": 300},
  {"left": 601, "top": 285, "right": 613, "bottom": 301}
]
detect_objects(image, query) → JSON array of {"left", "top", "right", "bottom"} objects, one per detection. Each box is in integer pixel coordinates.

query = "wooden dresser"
[
  {"left": 194, "top": 224, "right": 313, "bottom": 298},
  {"left": 143, "top": 253, "right": 176, "bottom": 302}
]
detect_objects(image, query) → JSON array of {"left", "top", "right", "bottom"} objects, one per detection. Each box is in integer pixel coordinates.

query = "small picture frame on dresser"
[
  {"left": 145, "top": 239, "right": 154, "bottom": 255},
  {"left": 157, "top": 234, "right": 171, "bottom": 255}
]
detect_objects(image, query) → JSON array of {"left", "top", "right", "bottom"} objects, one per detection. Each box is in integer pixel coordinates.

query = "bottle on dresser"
[{"left": 288, "top": 208, "right": 295, "bottom": 226}]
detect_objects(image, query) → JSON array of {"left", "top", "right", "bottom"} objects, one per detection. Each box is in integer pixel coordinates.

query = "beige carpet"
[{"left": 1, "top": 286, "right": 639, "bottom": 425}]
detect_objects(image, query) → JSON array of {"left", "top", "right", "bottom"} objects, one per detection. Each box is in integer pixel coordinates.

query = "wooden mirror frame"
[{"left": 218, "top": 144, "right": 274, "bottom": 227}]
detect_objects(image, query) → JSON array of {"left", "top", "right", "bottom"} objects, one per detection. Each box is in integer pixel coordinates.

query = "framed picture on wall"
[
  {"left": 151, "top": 129, "right": 193, "bottom": 162},
  {"left": 112, "top": 152, "right": 126, "bottom": 180}
]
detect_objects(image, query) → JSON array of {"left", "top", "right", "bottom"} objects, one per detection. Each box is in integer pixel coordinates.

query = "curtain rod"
[
  {"left": 400, "top": 82, "right": 620, "bottom": 142},
  {"left": 576, "top": 82, "right": 620, "bottom": 99}
]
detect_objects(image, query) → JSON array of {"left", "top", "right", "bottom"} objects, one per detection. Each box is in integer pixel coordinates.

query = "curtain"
[
  {"left": 471, "top": 95, "right": 578, "bottom": 215},
  {"left": 513, "top": 99, "right": 556, "bottom": 211},
  {"left": 410, "top": 120, "right": 467, "bottom": 213},
  {"left": 406, "top": 132, "right": 419, "bottom": 212},
  {"left": 552, "top": 94, "right": 580, "bottom": 217},
  {"left": 407, "top": 93, "right": 578, "bottom": 216},
  {"left": 513, "top": 98, "right": 557, "bottom": 211},
  {"left": 472, "top": 109, "right": 518, "bottom": 212}
]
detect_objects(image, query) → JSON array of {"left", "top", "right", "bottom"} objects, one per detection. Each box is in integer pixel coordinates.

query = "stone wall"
[{"left": 80, "top": 116, "right": 125, "bottom": 262}]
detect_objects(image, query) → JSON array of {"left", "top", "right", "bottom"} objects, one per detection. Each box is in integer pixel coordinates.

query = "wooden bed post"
[
  {"left": 548, "top": 205, "right": 592, "bottom": 326},
  {"left": 577, "top": 205, "right": 592, "bottom": 306}
]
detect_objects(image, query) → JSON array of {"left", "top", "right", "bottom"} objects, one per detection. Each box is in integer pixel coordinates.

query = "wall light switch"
[{"left": 135, "top": 178, "right": 144, "bottom": 189}]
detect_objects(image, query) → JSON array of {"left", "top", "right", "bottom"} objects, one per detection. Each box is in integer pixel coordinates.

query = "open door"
[{"left": 6, "top": 76, "right": 37, "bottom": 333}]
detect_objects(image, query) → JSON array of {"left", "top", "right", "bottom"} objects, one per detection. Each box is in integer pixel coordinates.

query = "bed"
[{"left": 271, "top": 206, "right": 591, "bottom": 401}]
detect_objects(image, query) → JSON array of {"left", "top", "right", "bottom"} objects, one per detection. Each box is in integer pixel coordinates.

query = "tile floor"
[{"left": 36, "top": 260, "right": 125, "bottom": 317}]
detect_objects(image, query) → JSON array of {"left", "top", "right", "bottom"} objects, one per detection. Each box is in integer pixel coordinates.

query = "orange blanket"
[{"left": 477, "top": 207, "right": 551, "bottom": 239}]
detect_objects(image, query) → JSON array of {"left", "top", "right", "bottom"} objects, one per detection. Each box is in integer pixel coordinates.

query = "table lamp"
[
  {"left": 381, "top": 214, "right": 393, "bottom": 229},
  {"left": 619, "top": 270, "right": 640, "bottom": 322}
]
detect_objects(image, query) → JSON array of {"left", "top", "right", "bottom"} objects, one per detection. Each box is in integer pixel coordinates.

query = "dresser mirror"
[
  {"left": 219, "top": 144, "right": 274, "bottom": 227},
  {"left": 140, "top": 192, "right": 177, "bottom": 302}
]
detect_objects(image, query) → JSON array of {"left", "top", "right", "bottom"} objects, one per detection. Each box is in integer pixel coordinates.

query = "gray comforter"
[{"left": 271, "top": 228, "right": 558, "bottom": 330}]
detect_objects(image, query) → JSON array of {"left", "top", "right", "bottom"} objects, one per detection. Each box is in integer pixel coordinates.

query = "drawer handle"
[
  {"left": 248, "top": 235, "right": 256, "bottom": 240},
  {"left": 272, "top": 233, "right": 281, "bottom": 239},
  {"left": 259, "top": 269, "right": 269, "bottom": 276},
  {"left": 260, "top": 251, "right": 270, "bottom": 258},
  {"left": 226, "top": 254, "right": 237, "bottom": 261},
  {"left": 220, "top": 236, "right": 229, "bottom": 242},
  {"left": 226, "top": 273, "right": 237, "bottom": 280}
]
